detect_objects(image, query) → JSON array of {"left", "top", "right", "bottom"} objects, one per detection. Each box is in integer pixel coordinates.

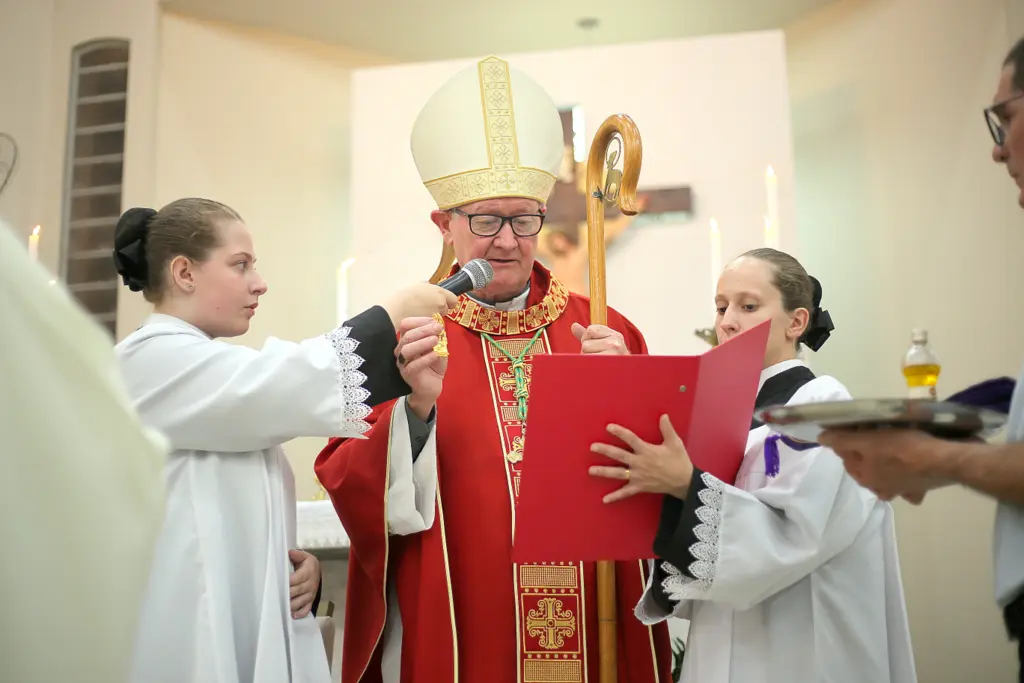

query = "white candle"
[
  {"left": 28, "top": 225, "right": 40, "bottom": 262},
  {"left": 336, "top": 257, "right": 356, "bottom": 326},
  {"left": 765, "top": 166, "right": 779, "bottom": 249},
  {"left": 710, "top": 217, "right": 721, "bottom": 301}
]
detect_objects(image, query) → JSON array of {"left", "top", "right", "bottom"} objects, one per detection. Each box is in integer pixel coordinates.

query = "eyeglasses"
[
  {"left": 984, "top": 92, "right": 1024, "bottom": 147},
  {"left": 451, "top": 208, "right": 545, "bottom": 237}
]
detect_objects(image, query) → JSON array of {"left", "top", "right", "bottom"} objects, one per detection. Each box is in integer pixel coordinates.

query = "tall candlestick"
[
  {"left": 710, "top": 217, "right": 721, "bottom": 302},
  {"left": 28, "top": 225, "right": 40, "bottom": 262},
  {"left": 336, "top": 257, "right": 356, "bottom": 326},
  {"left": 765, "top": 166, "right": 779, "bottom": 249}
]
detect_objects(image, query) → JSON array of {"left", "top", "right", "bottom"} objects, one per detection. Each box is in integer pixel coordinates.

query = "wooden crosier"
[{"left": 587, "top": 114, "right": 643, "bottom": 683}]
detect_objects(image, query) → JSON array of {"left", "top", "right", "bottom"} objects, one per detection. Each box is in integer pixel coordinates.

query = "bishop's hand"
[
  {"left": 571, "top": 322, "right": 629, "bottom": 355},
  {"left": 396, "top": 317, "right": 447, "bottom": 421}
]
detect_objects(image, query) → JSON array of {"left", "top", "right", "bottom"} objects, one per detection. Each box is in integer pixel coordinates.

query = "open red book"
[{"left": 512, "top": 320, "right": 769, "bottom": 563}]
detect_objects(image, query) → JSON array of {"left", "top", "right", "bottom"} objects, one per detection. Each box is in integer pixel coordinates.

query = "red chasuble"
[{"left": 315, "top": 264, "right": 672, "bottom": 683}]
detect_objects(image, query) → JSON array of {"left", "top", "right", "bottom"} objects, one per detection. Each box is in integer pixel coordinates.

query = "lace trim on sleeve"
[
  {"left": 661, "top": 472, "right": 725, "bottom": 602},
  {"left": 325, "top": 326, "right": 373, "bottom": 434},
  {"left": 634, "top": 592, "right": 670, "bottom": 624}
]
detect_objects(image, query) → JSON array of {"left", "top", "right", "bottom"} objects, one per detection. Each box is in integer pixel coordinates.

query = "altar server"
[
  {"left": 0, "top": 220, "right": 166, "bottom": 683},
  {"left": 112, "top": 198, "right": 456, "bottom": 683},
  {"left": 590, "top": 248, "right": 917, "bottom": 683}
]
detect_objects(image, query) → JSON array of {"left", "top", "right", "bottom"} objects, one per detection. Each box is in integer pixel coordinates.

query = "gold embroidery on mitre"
[
  {"left": 424, "top": 168, "right": 557, "bottom": 210},
  {"left": 421, "top": 56, "right": 557, "bottom": 209},
  {"left": 480, "top": 56, "right": 518, "bottom": 172},
  {"left": 446, "top": 275, "right": 570, "bottom": 334}
]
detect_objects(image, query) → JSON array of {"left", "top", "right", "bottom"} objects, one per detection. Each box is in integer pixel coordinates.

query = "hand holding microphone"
[
  {"left": 381, "top": 259, "right": 494, "bottom": 330},
  {"left": 389, "top": 259, "right": 495, "bottom": 420}
]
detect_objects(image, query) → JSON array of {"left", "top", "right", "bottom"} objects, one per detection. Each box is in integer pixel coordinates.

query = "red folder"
[{"left": 512, "top": 320, "right": 770, "bottom": 563}]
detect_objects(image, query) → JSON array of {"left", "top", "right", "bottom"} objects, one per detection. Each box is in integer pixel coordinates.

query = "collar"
[
  {"left": 758, "top": 359, "right": 806, "bottom": 394},
  {"left": 446, "top": 262, "right": 569, "bottom": 335},
  {"left": 468, "top": 285, "right": 531, "bottom": 312}
]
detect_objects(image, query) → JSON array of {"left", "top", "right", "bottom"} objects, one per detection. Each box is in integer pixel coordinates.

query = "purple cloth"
[{"left": 946, "top": 377, "right": 1016, "bottom": 414}]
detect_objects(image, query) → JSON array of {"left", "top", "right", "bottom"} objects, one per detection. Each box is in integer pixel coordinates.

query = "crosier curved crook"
[{"left": 586, "top": 115, "right": 643, "bottom": 326}]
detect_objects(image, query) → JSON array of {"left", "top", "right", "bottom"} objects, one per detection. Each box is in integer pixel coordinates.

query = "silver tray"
[{"left": 754, "top": 398, "right": 1008, "bottom": 442}]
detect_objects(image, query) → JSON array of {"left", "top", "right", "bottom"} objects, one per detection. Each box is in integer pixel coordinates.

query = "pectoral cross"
[{"left": 537, "top": 108, "right": 694, "bottom": 295}]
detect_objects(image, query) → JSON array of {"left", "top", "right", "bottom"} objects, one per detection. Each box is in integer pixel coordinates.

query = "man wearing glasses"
[
  {"left": 316, "top": 56, "right": 672, "bottom": 683},
  {"left": 819, "top": 35, "right": 1024, "bottom": 681}
]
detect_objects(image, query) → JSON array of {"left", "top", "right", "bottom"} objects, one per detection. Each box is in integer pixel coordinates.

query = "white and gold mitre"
[{"left": 411, "top": 55, "right": 563, "bottom": 210}]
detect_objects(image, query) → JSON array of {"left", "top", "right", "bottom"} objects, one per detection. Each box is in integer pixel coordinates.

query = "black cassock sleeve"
[
  {"left": 650, "top": 467, "right": 710, "bottom": 611},
  {"left": 343, "top": 306, "right": 410, "bottom": 408},
  {"left": 346, "top": 305, "right": 437, "bottom": 462},
  {"left": 406, "top": 403, "right": 436, "bottom": 463}
]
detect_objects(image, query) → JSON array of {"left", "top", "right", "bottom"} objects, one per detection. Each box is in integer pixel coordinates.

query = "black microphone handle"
[{"left": 437, "top": 269, "right": 476, "bottom": 297}]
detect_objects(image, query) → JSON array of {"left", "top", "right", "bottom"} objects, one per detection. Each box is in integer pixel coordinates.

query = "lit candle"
[
  {"left": 765, "top": 166, "right": 779, "bottom": 249},
  {"left": 28, "top": 225, "right": 40, "bottom": 262},
  {"left": 336, "top": 257, "right": 356, "bottom": 326},
  {"left": 710, "top": 217, "right": 721, "bottom": 301}
]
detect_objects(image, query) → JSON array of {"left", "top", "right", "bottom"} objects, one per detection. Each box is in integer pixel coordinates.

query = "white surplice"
[
  {"left": 0, "top": 223, "right": 166, "bottom": 683},
  {"left": 117, "top": 314, "right": 376, "bottom": 683},
  {"left": 636, "top": 360, "right": 917, "bottom": 683}
]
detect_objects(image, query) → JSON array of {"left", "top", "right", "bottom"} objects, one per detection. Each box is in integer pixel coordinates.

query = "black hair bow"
[
  {"left": 113, "top": 207, "right": 156, "bottom": 292},
  {"left": 800, "top": 275, "right": 834, "bottom": 352}
]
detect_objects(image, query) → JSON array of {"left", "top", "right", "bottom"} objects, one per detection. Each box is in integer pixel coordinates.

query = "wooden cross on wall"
[{"left": 538, "top": 108, "right": 694, "bottom": 295}]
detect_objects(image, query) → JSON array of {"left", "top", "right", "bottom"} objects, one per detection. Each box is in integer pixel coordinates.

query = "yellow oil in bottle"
[
  {"left": 902, "top": 364, "right": 941, "bottom": 388},
  {"left": 902, "top": 329, "right": 940, "bottom": 400}
]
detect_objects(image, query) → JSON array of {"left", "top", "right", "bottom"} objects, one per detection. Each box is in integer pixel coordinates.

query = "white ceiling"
[{"left": 160, "top": 0, "right": 838, "bottom": 62}]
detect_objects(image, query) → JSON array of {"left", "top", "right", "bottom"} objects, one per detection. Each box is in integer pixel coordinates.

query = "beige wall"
[
  {"left": 0, "top": 0, "right": 54, "bottom": 243},
  {"left": 1009, "top": 0, "right": 1024, "bottom": 38},
  {"left": 148, "top": 14, "right": 391, "bottom": 498},
  {"left": 786, "top": 0, "right": 1021, "bottom": 679},
  {"left": 0, "top": 0, "right": 161, "bottom": 294}
]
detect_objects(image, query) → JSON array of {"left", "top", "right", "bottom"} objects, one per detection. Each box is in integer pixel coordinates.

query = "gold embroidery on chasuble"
[{"left": 454, "top": 275, "right": 585, "bottom": 683}]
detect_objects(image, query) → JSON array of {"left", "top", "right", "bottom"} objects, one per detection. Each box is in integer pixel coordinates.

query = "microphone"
[{"left": 438, "top": 258, "right": 494, "bottom": 296}]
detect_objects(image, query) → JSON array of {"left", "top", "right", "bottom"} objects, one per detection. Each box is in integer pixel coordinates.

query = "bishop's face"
[
  {"left": 990, "top": 64, "right": 1024, "bottom": 208},
  {"left": 432, "top": 197, "right": 542, "bottom": 302}
]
